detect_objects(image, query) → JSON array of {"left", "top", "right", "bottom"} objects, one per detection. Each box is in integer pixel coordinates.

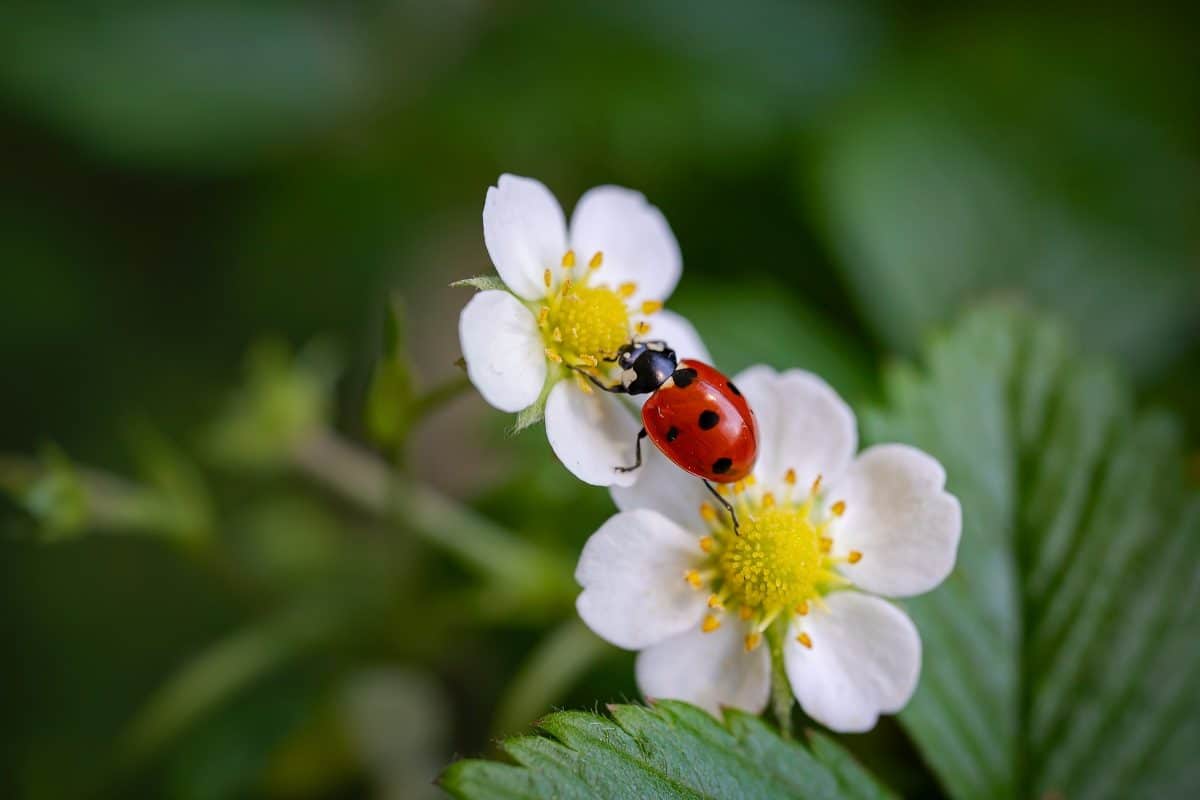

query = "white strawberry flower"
[
  {"left": 575, "top": 366, "right": 962, "bottom": 732},
  {"left": 458, "top": 174, "right": 710, "bottom": 487}
]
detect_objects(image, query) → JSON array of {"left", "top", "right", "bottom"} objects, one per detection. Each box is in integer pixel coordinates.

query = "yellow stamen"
[
  {"left": 544, "top": 348, "right": 562, "bottom": 363},
  {"left": 699, "top": 535, "right": 716, "bottom": 553},
  {"left": 561, "top": 278, "right": 574, "bottom": 296},
  {"left": 561, "top": 250, "right": 576, "bottom": 268},
  {"left": 761, "top": 492, "right": 776, "bottom": 508},
  {"left": 810, "top": 474, "right": 823, "bottom": 495},
  {"left": 575, "top": 374, "right": 594, "bottom": 394},
  {"left": 707, "top": 594, "right": 723, "bottom": 609},
  {"left": 831, "top": 500, "right": 846, "bottom": 517},
  {"left": 732, "top": 480, "right": 745, "bottom": 495},
  {"left": 589, "top": 251, "right": 604, "bottom": 269},
  {"left": 538, "top": 306, "right": 550, "bottom": 324},
  {"left": 552, "top": 326, "right": 563, "bottom": 342},
  {"left": 744, "top": 632, "right": 762, "bottom": 652},
  {"left": 699, "top": 503, "right": 717, "bottom": 522},
  {"left": 819, "top": 536, "right": 832, "bottom": 554},
  {"left": 796, "top": 632, "right": 813, "bottom": 649},
  {"left": 578, "top": 354, "right": 599, "bottom": 367},
  {"left": 848, "top": 550, "right": 863, "bottom": 564},
  {"left": 796, "top": 600, "right": 809, "bottom": 616},
  {"left": 744, "top": 474, "right": 757, "bottom": 487},
  {"left": 738, "top": 606, "right": 754, "bottom": 621},
  {"left": 684, "top": 570, "right": 703, "bottom": 589},
  {"left": 701, "top": 614, "right": 721, "bottom": 633},
  {"left": 784, "top": 468, "right": 797, "bottom": 486},
  {"left": 618, "top": 282, "right": 637, "bottom": 298},
  {"left": 641, "top": 300, "right": 663, "bottom": 315},
  {"left": 635, "top": 321, "right": 651, "bottom": 336},
  {"left": 543, "top": 269, "right": 552, "bottom": 288}
]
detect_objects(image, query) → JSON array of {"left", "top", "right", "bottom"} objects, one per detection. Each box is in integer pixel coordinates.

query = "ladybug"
[{"left": 581, "top": 340, "right": 758, "bottom": 531}]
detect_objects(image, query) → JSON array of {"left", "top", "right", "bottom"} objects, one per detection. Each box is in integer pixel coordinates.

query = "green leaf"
[
  {"left": 451, "top": 276, "right": 509, "bottom": 293},
  {"left": 863, "top": 304, "right": 1200, "bottom": 799},
  {"left": 812, "top": 21, "right": 1200, "bottom": 380},
  {"left": 440, "top": 700, "right": 896, "bottom": 799}
]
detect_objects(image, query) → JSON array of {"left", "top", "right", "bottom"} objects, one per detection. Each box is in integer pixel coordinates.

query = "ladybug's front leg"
[
  {"left": 573, "top": 368, "right": 628, "bottom": 394},
  {"left": 615, "top": 428, "right": 647, "bottom": 473},
  {"left": 703, "top": 480, "right": 741, "bottom": 535}
]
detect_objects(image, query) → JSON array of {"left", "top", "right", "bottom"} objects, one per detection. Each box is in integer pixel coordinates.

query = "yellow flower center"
[
  {"left": 685, "top": 471, "right": 862, "bottom": 652},
  {"left": 720, "top": 507, "right": 821, "bottom": 611},
  {"left": 537, "top": 251, "right": 658, "bottom": 386},
  {"left": 544, "top": 283, "right": 630, "bottom": 364}
]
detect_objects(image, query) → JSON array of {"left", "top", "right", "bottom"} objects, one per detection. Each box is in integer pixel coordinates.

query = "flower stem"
[
  {"left": 290, "top": 428, "right": 575, "bottom": 604},
  {"left": 766, "top": 621, "right": 795, "bottom": 739}
]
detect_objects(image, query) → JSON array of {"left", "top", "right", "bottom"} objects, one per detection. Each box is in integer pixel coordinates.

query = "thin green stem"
[
  {"left": 290, "top": 428, "right": 575, "bottom": 604},
  {"left": 766, "top": 621, "right": 795, "bottom": 739}
]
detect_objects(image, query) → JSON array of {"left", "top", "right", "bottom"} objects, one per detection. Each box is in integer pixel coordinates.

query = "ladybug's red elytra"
[{"left": 580, "top": 340, "right": 758, "bottom": 532}]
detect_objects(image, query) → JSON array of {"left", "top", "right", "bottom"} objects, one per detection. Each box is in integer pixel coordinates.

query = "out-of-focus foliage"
[
  {"left": 2, "top": 1, "right": 1198, "bottom": 799},
  {"left": 812, "top": 18, "right": 1200, "bottom": 379},
  {"left": 865, "top": 307, "right": 1200, "bottom": 799}
]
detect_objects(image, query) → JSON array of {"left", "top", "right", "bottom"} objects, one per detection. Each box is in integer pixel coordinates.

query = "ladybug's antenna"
[{"left": 703, "top": 480, "right": 741, "bottom": 535}]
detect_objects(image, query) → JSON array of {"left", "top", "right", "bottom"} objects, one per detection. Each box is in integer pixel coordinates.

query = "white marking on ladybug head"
[{"left": 621, "top": 369, "right": 638, "bottom": 389}]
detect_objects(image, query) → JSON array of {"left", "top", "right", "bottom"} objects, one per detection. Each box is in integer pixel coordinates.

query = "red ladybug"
[{"left": 582, "top": 340, "right": 758, "bottom": 531}]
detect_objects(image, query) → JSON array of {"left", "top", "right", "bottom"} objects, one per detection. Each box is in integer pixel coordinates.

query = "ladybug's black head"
[{"left": 616, "top": 340, "right": 677, "bottom": 395}]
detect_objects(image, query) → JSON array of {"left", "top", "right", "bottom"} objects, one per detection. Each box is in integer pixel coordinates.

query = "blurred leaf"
[
  {"left": 0, "top": 1, "right": 377, "bottom": 168},
  {"left": 3, "top": 447, "right": 88, "bottom": 538},
  {"left": 441, "top": 700, "right": 895, "bottom": 799},
  {"left": 366, "top": 298, "right": 417, "bottom": 450},
  {"left": 813, "top": 18, "right": 1200, "bottom": 380},
  {"left": 127, "top": 426, "right": 214, "bottom": 548},
  {"left": 205, "top": 339, "right": 338, "bottom": 470},
  {"left": 673, "top": 279, "right": 876, "bottom": 403},
  {"left": 863, "top": 304, "right": 1200, "bottom": 799}
]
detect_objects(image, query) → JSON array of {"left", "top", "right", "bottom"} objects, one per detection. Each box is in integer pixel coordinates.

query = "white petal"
[
  {"left": 576, "top": 510, "right": 709, "bottom": 650},
  {"left": 570, "top": 186, "right": 681, "bottom": 306},
  {"left": 733, "top": 366, "right": 858, "bottom": 493},
  {"left": 458, "top": 290, "right": 546, "bottom": 412},
  {"left": 545, "top": 380, "right": 642, "bottom": 487},
  {"left": 483, "top": 174, "right": 567, "bottom": 300},
  {"left": 636, "top": 619, "right": 770, "bottom": 717},
  {"left": 784, "top": 592, "right": 921, "bottom": 733},
  {"left": 611, "top": 444, "right": 711, "bottom": 532},
  {"left": 639, "top": 309, "right": 712, "bottom": 364},
  {"left": 829, "top": 444, "right": 962, "bottom": 598}
]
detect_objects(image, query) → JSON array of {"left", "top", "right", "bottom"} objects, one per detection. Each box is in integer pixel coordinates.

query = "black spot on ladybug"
[
  {"left": 726, "top": 381, "right": 742, "bottom": 397},
  {"left": 673, "top": 368, "right": 698, "bottom": 388},
  {"left": 666, "top": 426, "right": 680, "bottom": 442},
  {"left": 712, "top": 457, "right": 733, "bottom": 475},
  {"left": 698, "top": 410, "right": 720, "bottom": 430}
]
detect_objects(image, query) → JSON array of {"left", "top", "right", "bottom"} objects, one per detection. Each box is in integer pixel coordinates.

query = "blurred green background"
[{"left": 2, "top": 2, "right": 1197, "bottom": 798}]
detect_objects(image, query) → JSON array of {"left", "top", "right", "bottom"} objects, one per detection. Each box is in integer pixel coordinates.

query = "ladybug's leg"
[
  {"left": 703, "top": 480, "right": 741, "bottom": 535},
  {"left": 615, "top": 428, "right": 647, "bottom": 473},
  {"left": 573, "top": 368, "right": 628, "bottom": 394}
]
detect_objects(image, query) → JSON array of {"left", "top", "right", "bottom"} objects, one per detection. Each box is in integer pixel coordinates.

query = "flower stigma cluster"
[
  {"left": 686, "top": 471, "right": 862, "bottom": 652},
  {"left": 536, "top": 249, "right": 659, "bottom": 393}
]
